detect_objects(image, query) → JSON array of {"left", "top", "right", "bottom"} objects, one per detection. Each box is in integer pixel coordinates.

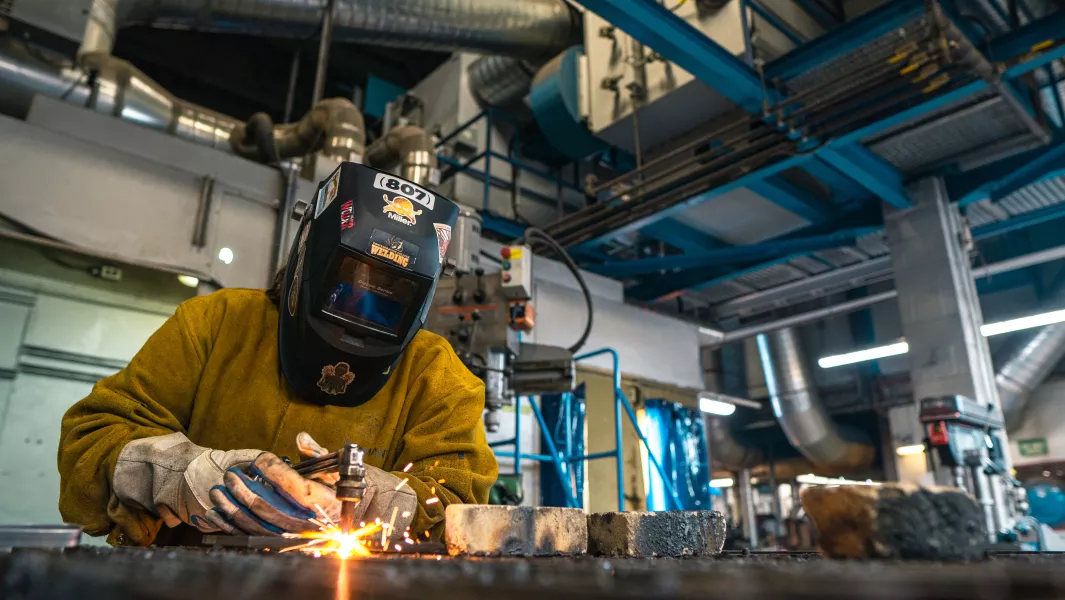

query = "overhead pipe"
[
  {"left": 115, "top": 0, "right": 581, "bottom": 59},
  {"left": 756, "top": 328, "right": 875, "bottom": 472},
  {"left": 995, "top": 281, "right": 1065, "bottom": 431},
  {"left": 468, "top": 55, "right": 539, "bottom": 109},
  {"left": 365, "top": 125, "right": 437, "bottom": 186},
  {"left": 229, "top": 98, "right": 366, "bottom": 164}
]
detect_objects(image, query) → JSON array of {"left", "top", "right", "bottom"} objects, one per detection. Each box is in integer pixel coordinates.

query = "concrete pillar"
[{"left": 884, "top": 177, "right": 1001, "bottom": 485}]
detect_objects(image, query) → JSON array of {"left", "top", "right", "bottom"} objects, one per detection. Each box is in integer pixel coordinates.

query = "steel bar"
[{"left": 311, "top": 0, "right": 337, "bottom": 105}]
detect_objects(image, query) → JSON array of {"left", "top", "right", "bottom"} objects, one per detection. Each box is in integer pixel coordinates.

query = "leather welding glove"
[
  {"left": 111, "top": 432, "right": 264, "bottom": 533},
  {"left": 295, "top": 431, "right": 339, "bottom": 485},
  {"left": 210, "top": 434, "right": 417, "bottom": 542}
]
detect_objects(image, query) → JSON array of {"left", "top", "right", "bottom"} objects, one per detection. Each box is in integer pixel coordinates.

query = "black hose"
[{"left": 513, "top": 227, "right": 593, "bottom": 354}]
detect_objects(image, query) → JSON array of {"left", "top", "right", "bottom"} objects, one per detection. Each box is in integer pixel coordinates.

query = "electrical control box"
[{"left": 499, "top": 245, "right": 532, "bottom": 300}]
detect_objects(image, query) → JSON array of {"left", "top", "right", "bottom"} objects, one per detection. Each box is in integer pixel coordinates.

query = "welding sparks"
[
  {"left": 426, "top": 497, "right": 439, "bottom": 505},
  {"left": 280, "top": 521, "right": 381, "bottom": 559},
  {"left": 394, "top": 544, "right": 402, "bottom": 552},
  {"left": 395, "top": 477, "right": 409, "bottom": 491},
  {"left": 402, "top": 462, "right": 413, "bottom": 473}
]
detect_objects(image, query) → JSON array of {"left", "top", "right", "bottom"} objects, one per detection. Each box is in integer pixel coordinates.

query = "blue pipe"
[
  {"left": 488, "top": 437, "right": 517, "bottom": 448},
  {"left": 514, "top": 395, "right": 522, "bottom": 475},
  {"left": 527, "top": 395, "right": 577, "bottom": 508},
  {"left": 573, "top": 348, "right": 625, "bottom": 511},
  {"left": 565, "top": 451, "right": 617, "bottom": 462},
  {"left": 616, "top": 388, "right": 683, "bottom": 511},
  {"left": 494, "top": 452, "right": 555, "bottom": 462}
]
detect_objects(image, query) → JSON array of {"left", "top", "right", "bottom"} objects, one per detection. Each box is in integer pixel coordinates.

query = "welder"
[{"left": 56, "top": 162, "right": 497, "bottom": 547}]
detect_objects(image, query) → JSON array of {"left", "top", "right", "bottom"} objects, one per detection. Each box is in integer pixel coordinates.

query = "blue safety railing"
[
  {"left": 434, "top": 108, "right": 585, "bottom": 211},
  {"left": 490, "top": 348, "right": 683, "bottom": 511}
]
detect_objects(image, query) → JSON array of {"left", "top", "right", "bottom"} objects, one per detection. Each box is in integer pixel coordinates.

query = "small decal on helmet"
[
  {"left": 373, "top": 172, "right": 436, "bottom": 210},
  {"left": 340, "top": 200, "right": 355, "bottom": 230},
  {"left": 382, "top": 194, "right": 422, "bottom": 226},
  {"left": 287, "top": 224, "right": 312, "bottom": 317},
  {"left": 433, "top": 223, "right": 452, "bottom": 263},
  {"left": 370, "top": 239, "right": 412, "bottom": 268},
  {"left": 318, "top": 361, "right": 356, "bottom": 395},
  {"left": 314, "top": 170, "right": 341, "bottom": 218}
]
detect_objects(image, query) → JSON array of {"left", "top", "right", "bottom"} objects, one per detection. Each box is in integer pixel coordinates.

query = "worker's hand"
[
  {"left": 296, "top": 431, "right": 339, "bottom": 485},
  {"left": 209, "top": 453, "right": 336, "bottom": 536},
  {"left": 112, "top": 432, "right": 264, "bottom": 534},
  {"left": 289, "top": 435, "right": 418, "bottom": 539}
]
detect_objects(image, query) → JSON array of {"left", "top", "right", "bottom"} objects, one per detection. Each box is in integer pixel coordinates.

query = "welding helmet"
[{"left": 278, "top": 162, "right": 458, "bottom": 406}]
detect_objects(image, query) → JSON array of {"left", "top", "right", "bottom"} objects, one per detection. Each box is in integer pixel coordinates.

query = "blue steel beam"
[
  {"left": 970, "top": 201, "right": 1065, "bottom": 240},
  {"left": 952, "top": 135, "right": 1065, "bottom": 206},
  {"left": 640, "top": 219, "right": 728, "bottom": 252},
  {"left": 818, "top": 144, "right": 910, "bottom": 209},
  {"left": 576, "top": 0, "right": 767, "bottom": 113},
  {"left": 748, "top": 177, "right": 834, "bottom": 224},
  {"left": 765, "top": 0, "right": 924, "bottom": 81},
  {"left": 986, "top": 7, "right": 1065, "bottom": 60},
  {"left": 593, "top": 227, "right": 879, "bottom": 278}
]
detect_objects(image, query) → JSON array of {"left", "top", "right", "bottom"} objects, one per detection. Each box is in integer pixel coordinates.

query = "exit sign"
[{"left": 1018, "top": 438, "right": 1049, "bottom": 457}]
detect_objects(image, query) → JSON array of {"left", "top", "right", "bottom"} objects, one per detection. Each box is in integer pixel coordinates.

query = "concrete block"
[
  {"left": 587, "top": 510, "right": 726, "bottom": 557},
  {"left": 802, "top": 483, "right": 987, "bottom": 561},
  {"left": 444, "top": 505, "right": 587, "bottom": 557}
]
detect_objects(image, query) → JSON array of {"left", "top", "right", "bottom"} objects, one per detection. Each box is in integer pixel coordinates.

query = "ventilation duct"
[
  {"left": 116, "top": 0, "right": 581, "bottom": 59},
  {"left": 468, "top": 55, "right": 538, "bottom": 109},
  {"left": 705, "top": 415, "right": 765, "bottom": 471},
  {"left": 996, "top": 283, "right": 1065, "bottom": 432},
  {"left": 0, "top": 40, "right": 238, "bottom": 150},
  {"left": 757, "top": 328, "right": 875, "bottom": 472},
  {"left": 229, "top": 99, "right": 366, "bottom": 164},
  {"left": 364, "top": 125, "right": 437, "bottom": 186}
]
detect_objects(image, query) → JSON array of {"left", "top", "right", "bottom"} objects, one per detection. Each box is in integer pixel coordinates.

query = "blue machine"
[
  {"left": 642, "top": 399, "right": 714, "bottom": 512},
  {"left": 1026, "top": 480, "right": 1065, "bottom": 529}
]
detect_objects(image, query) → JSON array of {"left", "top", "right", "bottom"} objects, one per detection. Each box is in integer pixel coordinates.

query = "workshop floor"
[{"left": 3, "top": 548, "right": 1065, "bottom": 600}]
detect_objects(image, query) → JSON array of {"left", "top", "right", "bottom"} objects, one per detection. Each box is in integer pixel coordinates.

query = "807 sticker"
[{"left": 373, "top": 173, "right": 435, "bottom": 211}]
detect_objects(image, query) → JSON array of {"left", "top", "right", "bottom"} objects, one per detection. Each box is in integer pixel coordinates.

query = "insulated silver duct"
[
  {"left": 468, "top": 55, "right": 537, "bottom": 108},
  {"left": 706, "top": 415, "right": 765, "bottom": 470},
  {"left": 757, "top": 328, "right": 875, "bottom": 472},
  {"left": 996, "top": 284, "right": 1065, "bottom": 432},
  {"left": 116, "top": 0, "right": 580, "bottom": 59},
  {"left": 229, "top": 98, "right": 366, "bottom": 164},
  {"left": 365, "top": 125, "right": 437, "bottom": 186},
  {"left": 0, "top": 40, "right": 238, "bottom": 150}
]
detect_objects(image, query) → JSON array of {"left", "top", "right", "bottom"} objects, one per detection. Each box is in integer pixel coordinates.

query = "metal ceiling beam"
[
  {"left": 748, "top": 178, "right": 834, "bottom": 224},
  {"left": 952, "top": 135, "right": 1065, "bottom": 206},
  {"left": 639, "top": 219, "right": 728, "bottom": 252},
  {"left": 594, "top": 227, "right": 879, "bottom": 278},
  {"left": 764, "top": 0, "right": 924, "bottom": 81},
  {"left": 986, "top": 6, "right": 1065, "bottom": 61},
  {"left": 576, "top": 0, "right": 767, "bottom": 113},
  {"left": 818, "top": 144, "right": 910, "bottom": 209}
]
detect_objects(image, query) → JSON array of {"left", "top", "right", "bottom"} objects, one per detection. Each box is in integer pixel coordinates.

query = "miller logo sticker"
[
  {"left": 318, "top": 361, "right": 356, "bottom": 395},
  {"left": 382, "top": 194, "right": 422, "bottom": 226},
  {"left": 434, "top": 223, "right": 452, "bottom": 263}
]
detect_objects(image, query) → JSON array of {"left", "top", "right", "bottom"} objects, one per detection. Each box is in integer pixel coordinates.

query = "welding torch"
[{"left": 293, "top": 442, "right": 366, "bottom": 534}]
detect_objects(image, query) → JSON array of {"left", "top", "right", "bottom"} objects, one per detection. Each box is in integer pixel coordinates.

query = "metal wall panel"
[{"left": 22, "top": 296, "right": 167, "bottom": 364}]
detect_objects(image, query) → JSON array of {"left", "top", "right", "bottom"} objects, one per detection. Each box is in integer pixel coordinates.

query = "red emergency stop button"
[
  {"left": 502, "top": 273, "right": 511, "bottom": 283},
  {"left": 501, "top": 247, "right": 511, "bottom": 259}
]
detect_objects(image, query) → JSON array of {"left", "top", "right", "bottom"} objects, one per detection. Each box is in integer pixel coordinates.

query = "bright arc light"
[
  {"left": 710, "top": 477, "right": 734, "bottom": 488},
  {"left": 217, "top": 247, "right": 235, "bottom": 265},
  {"left": 817, "top": 341, "right": 909, "bottom": 369},
  {"left": 980, "top": 309, "right": 1065, "bottom": 336},
  {"left": 177, "top": 275, "right": 200, "bottom": 288},
  {"left": 895, "top": 444, "right": 926, "bottom": 456},
  {"left": 699, "top": 397, "right": 736, "bottom": 416}
]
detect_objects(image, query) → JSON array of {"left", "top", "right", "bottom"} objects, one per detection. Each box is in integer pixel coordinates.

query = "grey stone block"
[
  {"left": 444, "top": 505, "right": 588, "bottom": 557},
  {"left": 587, "top": 510, "right": 726, "bottom": 557}
]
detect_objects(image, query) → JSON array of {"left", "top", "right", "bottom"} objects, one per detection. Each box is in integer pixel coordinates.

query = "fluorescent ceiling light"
[
  {"left": 796, "top": 473, "right": 881, "bottom": 486},
  {"left": 177, "top": 275, "right": 200, "bottom": 288},
  {"left": 980, "top": 309, "right": 1065, "bottom": 336},
  {"left": 699, "top": 397, "right": 736, "bottom": 416},
  {"left": 818, "top": 308, "right": 1065, "bottom": 369},
  {"left": 710, "top": 477, "right": 734, "bottom": 488},
  {"left": 895, "top": 444, "right": 926, "bottom": 456},
  {"left": 818, "top": 342, "right": 909, "bottom": 369}
]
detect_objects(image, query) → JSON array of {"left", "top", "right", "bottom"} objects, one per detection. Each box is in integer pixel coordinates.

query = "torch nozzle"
[{"left": 335, "top": 442, "right": 367, "bottom": 536}]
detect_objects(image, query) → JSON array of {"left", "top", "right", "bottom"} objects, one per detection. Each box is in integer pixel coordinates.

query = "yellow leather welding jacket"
[{"left": 57, "top": 289, "right": 497, "bottom": 546}]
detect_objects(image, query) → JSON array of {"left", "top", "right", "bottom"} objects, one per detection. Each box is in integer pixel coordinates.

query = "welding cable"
[{"left": 513, "top": 227, "right": 593, "bottom": 354}]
